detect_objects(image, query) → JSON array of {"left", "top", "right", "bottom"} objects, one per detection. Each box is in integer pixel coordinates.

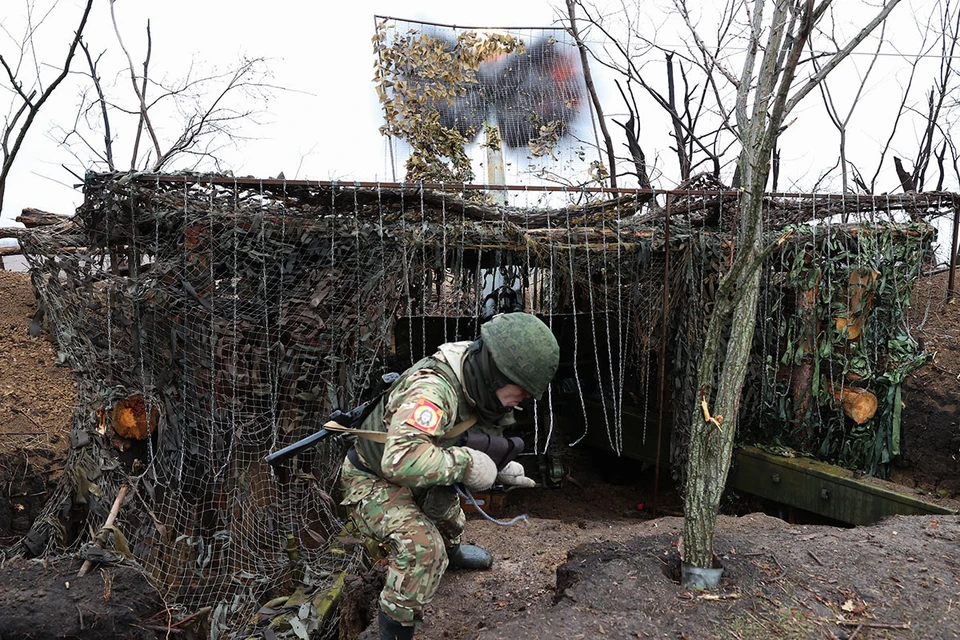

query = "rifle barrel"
[{"left": 265, "top": 428, "right": 331, "bottom": 466}]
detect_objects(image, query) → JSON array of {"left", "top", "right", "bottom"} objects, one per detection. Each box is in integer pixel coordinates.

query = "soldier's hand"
[
  {"left": 496, "top": 461, "right": 536, "bottom": 488},
  {"left": 462, "top": 449, "right": 497, "bottom": 491}
]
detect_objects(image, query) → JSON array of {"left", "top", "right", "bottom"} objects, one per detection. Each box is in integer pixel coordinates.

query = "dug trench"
[{"left": 0, "top": 446, "right": 59, "bottom": 546}]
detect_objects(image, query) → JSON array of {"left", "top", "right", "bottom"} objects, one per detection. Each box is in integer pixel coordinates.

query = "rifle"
[
  {"left": 264, "top": 372, "right": 399, "bottom": 467},
  {"left": 265, "top": 373, "right": 528, "bottom": 472}
]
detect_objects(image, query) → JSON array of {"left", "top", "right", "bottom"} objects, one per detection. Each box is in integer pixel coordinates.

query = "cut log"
[
  {"left": 17, "top": 208, "right": 70, "bottom": 227},
  {"left": 835, "top": 269, "right": 878, "bottom": 340},
  {"left": 831, "top": 385, "right": 878, "bottom": 424},
  {"left": 0, "top": 244, "right": 86, "bottom": 257},
  {"left": 111, "top": 394, "right": 159, "bottom": 440}
]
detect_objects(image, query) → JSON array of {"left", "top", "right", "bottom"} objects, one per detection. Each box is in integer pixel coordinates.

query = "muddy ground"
[{"left": 1, "top": 268, "right": 958, "bottom": 639}]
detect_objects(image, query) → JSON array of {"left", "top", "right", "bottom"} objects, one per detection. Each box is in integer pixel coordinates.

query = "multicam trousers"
[{"left": 340, "top": 456, "right": 466, "bottom": 624}]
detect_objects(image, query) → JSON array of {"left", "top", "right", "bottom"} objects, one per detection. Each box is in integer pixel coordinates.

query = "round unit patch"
[{"left": 406, "top": 397, "right": 443, "bottom": 435}]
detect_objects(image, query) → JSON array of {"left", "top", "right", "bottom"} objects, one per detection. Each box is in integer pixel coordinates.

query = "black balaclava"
[{"left": 462, "top": 338, "right": 513, "bottom": 424}]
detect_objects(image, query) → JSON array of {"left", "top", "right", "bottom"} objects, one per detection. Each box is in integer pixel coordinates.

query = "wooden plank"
[{"left": 728, "top": 445, "right": 956, "bottom": 525}]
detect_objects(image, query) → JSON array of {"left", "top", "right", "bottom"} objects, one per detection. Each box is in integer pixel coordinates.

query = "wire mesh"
[{"left": 13, "top": 172, "right": 954, "bottom": 637}]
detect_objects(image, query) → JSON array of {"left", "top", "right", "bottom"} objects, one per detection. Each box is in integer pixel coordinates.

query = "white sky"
[
  {"left": 1, "top": 0, "right": 954, "bottom": 229},
  {"left": 1, "top": 0, "right": 571, "bottom": 227}
]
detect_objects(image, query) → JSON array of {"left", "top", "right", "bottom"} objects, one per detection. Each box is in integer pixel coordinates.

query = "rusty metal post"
[
  {"left": 653, "top": 193, "right": 671, "bottom": 516},
  {"left": 947, "top": 197, "right": 959, "bottom": 301}
]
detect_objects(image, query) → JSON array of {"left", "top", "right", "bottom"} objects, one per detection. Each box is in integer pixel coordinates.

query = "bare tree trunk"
[
  {"left": 681, "top": 0, "right": 901, "bottom": 580},
  {"left": 682, "top": 173, "right": 768, "bottom": 572},
  {"left": 665, "top": 53, "right": 692, "bottom": 181},
  {"left": 682, "top": 0, "right": 803, "bottom": 575}
]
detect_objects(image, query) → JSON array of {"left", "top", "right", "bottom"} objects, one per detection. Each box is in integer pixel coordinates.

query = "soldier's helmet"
[{"left": 480, "top": 312, "right": 559, "bottom": 399}]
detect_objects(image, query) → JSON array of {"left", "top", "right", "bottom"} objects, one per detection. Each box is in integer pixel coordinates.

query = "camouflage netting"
[
  {"left": 373, "top": 17, "right": 589, "bottom": 185},
  {"left": 13, "top": 172, "right": 954, "bottom": 637}
]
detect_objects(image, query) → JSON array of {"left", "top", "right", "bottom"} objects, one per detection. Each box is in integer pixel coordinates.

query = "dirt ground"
[
  {"left": 0, "top": 270, "right": 74, "bottom": 548},
  {"left": 890, "top": 270, "right": 960, "bottom": 498},
  {"left": 1, "top": 268, "right": 959, "bottom": 639}
]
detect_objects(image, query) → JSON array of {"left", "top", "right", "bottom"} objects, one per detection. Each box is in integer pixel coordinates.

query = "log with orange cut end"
[
  {"left": 830, "top": 385, "right": 878, "bottom": 425},
  {"left": 110, "top": 394, "right": 159, "bottom": 439}
]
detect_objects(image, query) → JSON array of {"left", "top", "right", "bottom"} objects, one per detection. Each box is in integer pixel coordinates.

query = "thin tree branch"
[
  {"left": 109, "top": 0, "right": 162, "bottom": 169},
  {"left": 80, "top": 41, "right": 115, "bottom": 171},
  {"left": 567, "top": 0, "right": 618, "bottom": 188},
  {"left": 784, "top": 0, "right": 904, "bottom": 116},
  {"left": 0, "top": 0, "right": 93, "bottom": 215}
]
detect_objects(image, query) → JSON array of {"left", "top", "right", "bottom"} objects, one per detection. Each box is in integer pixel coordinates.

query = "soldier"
[{"left": 340, "top": 312, "right": 560, "bottom": 640}]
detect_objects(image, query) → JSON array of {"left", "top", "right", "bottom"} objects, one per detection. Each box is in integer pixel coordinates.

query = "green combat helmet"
[{"left": 480, "top": 312, "right": 559, "bottom": 399}]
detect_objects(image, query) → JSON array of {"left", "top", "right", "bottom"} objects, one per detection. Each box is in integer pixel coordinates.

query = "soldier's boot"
[
  {"left": 378, "top": 608, "right": 414, "bottom": 640},
  {"left": 446, "top": 544, "right": 493, "bottom": 570}
]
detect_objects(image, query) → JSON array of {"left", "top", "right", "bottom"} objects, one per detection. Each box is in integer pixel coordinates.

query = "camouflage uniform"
[{"left": 340, "top": 342, "right": 513, "bottom": 625}]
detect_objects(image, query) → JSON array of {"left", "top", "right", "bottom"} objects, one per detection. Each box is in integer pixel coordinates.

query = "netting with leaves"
[
  {"left": 373, "top": 17, "right": 592, "bottom": 189},
  {"left": 13, "top": 172, "right": 951, "bottom": 637}
]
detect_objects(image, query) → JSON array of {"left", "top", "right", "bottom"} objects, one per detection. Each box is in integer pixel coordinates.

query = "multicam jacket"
[{"left": 349, "top": 341, "right": 513, "bottom": 489}]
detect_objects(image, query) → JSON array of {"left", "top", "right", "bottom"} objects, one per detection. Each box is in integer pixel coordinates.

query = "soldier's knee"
[
  {"left": 381, "top": 532, "right": 447, "bottom": 624},
  {"left": 391, "top": 525, "right": 447, "bottom": 575}
]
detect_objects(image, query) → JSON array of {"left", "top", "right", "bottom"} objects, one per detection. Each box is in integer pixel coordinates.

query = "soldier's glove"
[
  {"left": 462, "top": 449, "right": 497, "bottom": 491},
  {"left": 496, "top": 461, "right": 536, "bottom": 488}
]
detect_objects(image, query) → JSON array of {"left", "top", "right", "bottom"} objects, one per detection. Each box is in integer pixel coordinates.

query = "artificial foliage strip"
[{"left": 751, "top": 222, "right": 933, "bottom": 475}]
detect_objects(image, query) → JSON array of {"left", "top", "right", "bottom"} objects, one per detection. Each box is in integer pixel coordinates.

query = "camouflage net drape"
[{"left": 14, "top": 172, "right": 951, "bottom": 637}]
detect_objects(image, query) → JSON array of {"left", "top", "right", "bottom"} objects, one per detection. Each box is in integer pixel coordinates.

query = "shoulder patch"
[{"left": 405, "top": 397, "right": 444, "bottom": 435}]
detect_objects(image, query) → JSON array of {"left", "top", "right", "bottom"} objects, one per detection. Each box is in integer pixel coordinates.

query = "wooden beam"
[
  {"left": 728, "top": 446, "right": 955, "bottom": 525},
  {"left": 0, "top": 244, "right": 87, "bottom": 257},
  {"left": 17, "top": 208, "right": 70, "bottom": 227}
]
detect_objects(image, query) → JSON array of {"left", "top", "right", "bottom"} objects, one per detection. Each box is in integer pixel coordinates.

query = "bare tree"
[
  {"left": 566, "top": 0, "right": 618, "bottom": 188},
  {"left": 0, "top": 0, "right": 93, "bottom": 216},
  {"left": 897, "top": 1, "right": 960, "bottom": 193},
  {"left": 810, "top": 11, "right": 889, "bottom": 196},
  {"left": 544, "top": 0, "right": 908, "bottom": 585},
  {"left": 824, "top": 0, "right": 960, "bottom": 196},
  {"left": 677, "top": 0, "right": 902, "bottom": 583},
  {"left": 570, "top": 0, "right": 741, "bottom": 189},
  {"left": 54, "top": 1, "right": 274, "bottom": 175}
]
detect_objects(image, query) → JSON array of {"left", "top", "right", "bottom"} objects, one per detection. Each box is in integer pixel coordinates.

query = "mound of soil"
[
  {"left": 353, "top": 454, "right": 959, "bottom": 640},
  {"left": 471, "top": 513, "right": 960, "bottom": 639},
  {"left": 0, "top": 558, "right": 167, "bottom": 640}
]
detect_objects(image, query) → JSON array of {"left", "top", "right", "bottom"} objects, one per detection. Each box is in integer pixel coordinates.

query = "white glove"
[
  {"left": 496, "top": 461, "right": 536, "bottom": 488},
  {"left": 462, "top": 449, "right": 497, "bottom": 491}
]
